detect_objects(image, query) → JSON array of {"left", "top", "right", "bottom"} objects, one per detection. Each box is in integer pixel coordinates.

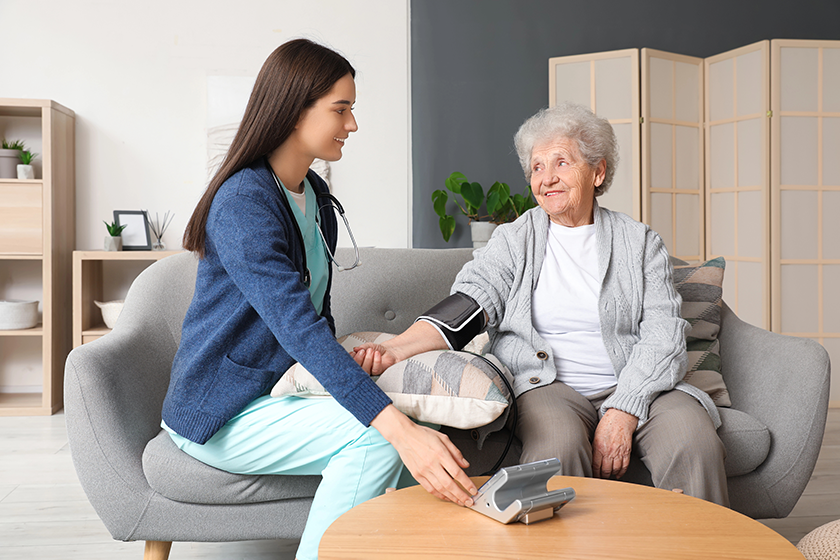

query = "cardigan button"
[
  {"left": 529, "top": 376, "right": 540, "bottom": 384},
  {"left": 384, "top": 310, "right": 396, "bottom": 321},
  {"left": 536, "top": 351, "right": 548, "bottom": 361},
  {"left": 470, "top": 430, "right": 479, "bottom": 441}
]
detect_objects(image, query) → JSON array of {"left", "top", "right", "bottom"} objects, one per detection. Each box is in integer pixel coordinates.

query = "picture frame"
[{"left": 113, "top": 210, "right": 151, "bottom": 251}]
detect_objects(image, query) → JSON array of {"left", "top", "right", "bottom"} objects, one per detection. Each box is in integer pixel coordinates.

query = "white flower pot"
[
  {"left": 17, "top": 164, "right": 34, "bottom": 179},
  {"left": 0, "top": 149, "right": 18, "bottom": 179},
  {"left": 104, "top": 236, "right": 122, "bottom": 251},
  {"left": 470, "top": 222, "right": 497, "bottom": 249}
]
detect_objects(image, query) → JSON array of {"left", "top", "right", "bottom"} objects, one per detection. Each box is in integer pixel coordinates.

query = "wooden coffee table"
[{"left": 320, "top": 476, "right": 803, "bottom": 559}]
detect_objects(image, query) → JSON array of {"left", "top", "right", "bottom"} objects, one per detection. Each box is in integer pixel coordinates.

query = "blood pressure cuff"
[{"left": 415, "top": 292, "right": 486, "bottom": 351}]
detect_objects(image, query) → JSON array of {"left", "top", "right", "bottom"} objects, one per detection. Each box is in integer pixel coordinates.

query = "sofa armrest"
[
  {"left": 64, "top": 253, "right": 198, "bottom": 539},
  {"left": 718, "top": 303, "right": 830, "bottom": 517}
]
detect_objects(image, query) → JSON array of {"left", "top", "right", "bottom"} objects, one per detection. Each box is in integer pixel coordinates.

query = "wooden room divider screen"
[
  {"left": 550, "top": 39, "right": 840, "bottom": 406},
  {"left": 548, "top": 49, "right": 641, "bottom": 222},
  {"left": 771, "top": 40, "right": 840, "bottom": 404}
]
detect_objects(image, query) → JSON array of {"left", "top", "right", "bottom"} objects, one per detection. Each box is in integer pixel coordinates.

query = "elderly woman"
[{"left": 354, "top": 101, "right": 728, "bottom": 506}]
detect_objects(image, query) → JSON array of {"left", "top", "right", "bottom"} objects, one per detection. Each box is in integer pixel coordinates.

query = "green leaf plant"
[
  {"left": 2, "top": 139, "right": 26, "bottom": 151},
  {"left": 103, "top": 220, "right": 128, "bottom": 237},
  {"left": 18, "top": 150, "right": 37, "bottom": 165},
  {"left": 432, "top": 171, "right": 537, "bottom": 242}
]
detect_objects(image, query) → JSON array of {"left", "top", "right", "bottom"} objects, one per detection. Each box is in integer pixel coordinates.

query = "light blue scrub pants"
[{"left": 165, "top": 395, "right": 406, "bottom": 560}]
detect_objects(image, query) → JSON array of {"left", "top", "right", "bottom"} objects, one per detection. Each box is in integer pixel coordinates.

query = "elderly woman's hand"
[{"left": 591, "top": 408, "right": 639, "bottom": 479}]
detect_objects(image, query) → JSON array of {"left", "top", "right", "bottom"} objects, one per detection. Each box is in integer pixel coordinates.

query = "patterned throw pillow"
[
  {"left": 270, "top": 332, "right": 511, "bottom": 429},
  {"left": 672, "top": 257, "right": 731, "bottom": 407},
  {"left": 271, "top": 332, "right": 395, "bottom": 397}
]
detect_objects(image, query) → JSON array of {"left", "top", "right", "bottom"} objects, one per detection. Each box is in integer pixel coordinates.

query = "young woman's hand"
[{"left": 370, "top": 405, "right": 477, "bottom": 506}]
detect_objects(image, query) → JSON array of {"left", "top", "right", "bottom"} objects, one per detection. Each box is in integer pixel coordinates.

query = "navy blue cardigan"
[{"left": 162, "top": 161, "right": 392, "bottom": 444}]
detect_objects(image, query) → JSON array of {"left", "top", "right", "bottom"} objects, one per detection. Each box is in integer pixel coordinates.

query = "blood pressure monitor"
[{"left": 468, "top": 458, "right": 575, "bottom": 525}]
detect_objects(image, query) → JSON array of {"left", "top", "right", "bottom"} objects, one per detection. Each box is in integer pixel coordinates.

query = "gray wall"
[{"left": 411, "top": 0, "right": 840, "bottom": 248}]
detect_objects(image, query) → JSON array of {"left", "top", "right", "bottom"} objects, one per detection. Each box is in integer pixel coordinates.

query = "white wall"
[{"left": 0, "top": 0, "right": 411, "bottom": 250}]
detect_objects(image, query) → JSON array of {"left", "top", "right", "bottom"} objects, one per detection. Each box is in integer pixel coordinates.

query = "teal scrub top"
[{"left": 280, "top": 176, "right": 329, "bottom": 314}]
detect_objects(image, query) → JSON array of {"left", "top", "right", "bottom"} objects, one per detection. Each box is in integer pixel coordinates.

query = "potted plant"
[
  {"left": 103, "top": 220, "right": 127, "bottom": 251},
  {"left": 17, "top": 150, "right": 37, "bottom": 180},
  {"left": 432, "top": 171, "right": 537, "bottom": 247},
  {"left": 0, "top": 139, "right": 25, "bottom": 179}
]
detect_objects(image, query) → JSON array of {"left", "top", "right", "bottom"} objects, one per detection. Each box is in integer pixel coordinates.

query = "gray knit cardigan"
[{"left": 452, "top": 202, "right": 720, "bottom": 428}]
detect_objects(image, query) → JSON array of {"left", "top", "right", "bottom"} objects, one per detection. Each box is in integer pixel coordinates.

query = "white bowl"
[
  {"left": 95, "top": 300, "right": 125, "bottom": 329},
  {"left": 0, "top": 300, "right": 39, "bottom": 330}
]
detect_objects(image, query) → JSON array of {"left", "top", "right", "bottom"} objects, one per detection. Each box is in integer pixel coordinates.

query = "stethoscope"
[{"left": 266, "top": 158, "right": 361, "bottom": 287}]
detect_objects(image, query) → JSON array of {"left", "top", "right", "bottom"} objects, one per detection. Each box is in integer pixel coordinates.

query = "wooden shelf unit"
[
  {"left": 73, "top": 250, "right": 182, "bottom": 348},
  {"left": 0, "top": 98, "right": 75, "bottom": 416}
]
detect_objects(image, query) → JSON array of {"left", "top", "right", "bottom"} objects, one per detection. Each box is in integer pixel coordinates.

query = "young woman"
[{"left": 160, "top": 39, "right": 476, "bottom": 560}]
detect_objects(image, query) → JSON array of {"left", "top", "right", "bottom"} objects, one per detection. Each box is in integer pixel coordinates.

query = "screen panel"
[
  {"left": 705, "top": 40, "right": 770, "bottom": 329},
  {"left": 772, "top": 39, "right": 840, "bottom": 404},
  {"left": 737, "top": 190, "right": 763, "bottom": 259},
  {"left": 675, "top": 193, "right": 700, "bottom": 256},
  {"left": 824, "top": 48, "right": 840, "bottom": 113},
  {"left": 642, "top": 49, "right": 704, "bottom": 262},
  {"left": 550, "top": 49, "right": 640, "bottom": 220},
  {"left": 824, "top": 191, "right": 840, "bottom": 260}
]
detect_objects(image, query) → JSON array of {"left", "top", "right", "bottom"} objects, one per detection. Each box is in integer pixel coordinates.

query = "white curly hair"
[{"left": 513, "top": 101, "right": 620, "bottom": 197}]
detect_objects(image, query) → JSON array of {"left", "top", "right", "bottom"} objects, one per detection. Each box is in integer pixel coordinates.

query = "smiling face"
[
  {"left": 529, "top": 137, "right": 606, "bottom": 227},
  {"left": 292, "top": 72, "right": 358, "bottom": 162}
]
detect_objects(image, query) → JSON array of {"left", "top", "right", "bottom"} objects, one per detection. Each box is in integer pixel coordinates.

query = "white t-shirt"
[
  {"left": 286, "top": 188, "right": 307, "bottom": 215},
  {"left": 531, "top": 221, "right": 617, "bottom": 396}
]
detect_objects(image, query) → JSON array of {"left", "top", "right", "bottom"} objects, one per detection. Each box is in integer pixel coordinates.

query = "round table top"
[{"left": 320, "top": 476, "right": 803, "bottom": 560}]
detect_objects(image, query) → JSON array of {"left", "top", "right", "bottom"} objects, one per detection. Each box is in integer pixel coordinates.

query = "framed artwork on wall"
[{"left": 113, "top": 210, "right": 151, "bottom": 251}]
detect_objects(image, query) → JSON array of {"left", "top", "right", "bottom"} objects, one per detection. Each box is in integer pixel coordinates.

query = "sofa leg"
[{"left": 143, "top": 540, "right": 172, "bottom": 560}]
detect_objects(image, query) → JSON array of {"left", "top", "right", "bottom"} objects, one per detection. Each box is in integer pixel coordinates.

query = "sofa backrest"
[{"left": 330, "top": 247, "right": 474, "bottom": 336}]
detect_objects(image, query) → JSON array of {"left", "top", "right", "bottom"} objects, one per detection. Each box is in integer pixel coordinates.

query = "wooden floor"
[{"left": 0, "top": 409, "right": 837, "bottom": 559}]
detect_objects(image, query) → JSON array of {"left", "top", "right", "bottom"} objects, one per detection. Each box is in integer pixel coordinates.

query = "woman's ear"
[
  {"left": 294, "top": 105, "right": 312, "bottom": 130},
  {"left": 594, "top": 159, "right": 607, "bottom": 187}
]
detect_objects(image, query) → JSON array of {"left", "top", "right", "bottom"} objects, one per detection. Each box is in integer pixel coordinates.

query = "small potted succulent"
[
  {"left": 432, "top": 172, "right": 537, "bottom": 248},
  {"left": 103, "top": 220, "right": 127, "bottom": 251},
  {"left": 17, "top": 150, "right": 37, "bottom": 180},
  {"left": 0, "top": 139, "right": 25, "bottom": 179}
]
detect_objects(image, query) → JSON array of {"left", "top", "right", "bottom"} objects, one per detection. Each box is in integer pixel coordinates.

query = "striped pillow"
[
  {"left": 672, "top": 257, "right": 731, "bottom": 407},
  {"left": 270, "top": 332, "right": 511, "bottom": 429}
]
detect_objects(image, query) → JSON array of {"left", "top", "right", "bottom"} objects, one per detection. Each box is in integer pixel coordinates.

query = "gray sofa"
[{"left": 64, "top": 248, "right": 831, "bottom": 559}]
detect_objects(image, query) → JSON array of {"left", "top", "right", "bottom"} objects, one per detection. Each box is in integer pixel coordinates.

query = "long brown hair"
[{"left": 183, "top": 39, "right": 355, "bottom": 257}]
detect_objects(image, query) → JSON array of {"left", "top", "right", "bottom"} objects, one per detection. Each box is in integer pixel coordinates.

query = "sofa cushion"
[
  {"left": 143, "top": 431, "right": 321, "bottom": 505},
  {"left": 718, "top": 407, "right": 771, "bottom": 477},
  {"left": 672, "top": 257, "right": 731, "bottom": 407},
  {"left": 271, "top": 332, "right": 511, "bottom": 430}
]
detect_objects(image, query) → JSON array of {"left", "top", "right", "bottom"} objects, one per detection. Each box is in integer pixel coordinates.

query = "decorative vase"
[
  {"left": 469, "top": 222, "right": 497, "bottom": 249},
  {"left": 17, "top": 164, "right": 34, "bottom": 180},
  {"left": 94, "top": 300, "right": 125, "bottom": 329},
  {"left": 152, "top": 236, "right": 165, "bottom": 251},
  {"left": 0, "top": 149, "right": 18, "bottom": 179},
  {"left": 104, "top": 236, "right": 122, "bottom": 251}
]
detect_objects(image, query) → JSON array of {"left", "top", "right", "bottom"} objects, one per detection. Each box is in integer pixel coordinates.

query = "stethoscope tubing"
[
  {"left": 316, "top": 196, "right": 361, "bottom": 272},
  {"left": 266, "top": 158, "right": 361, "bottom": 286}
]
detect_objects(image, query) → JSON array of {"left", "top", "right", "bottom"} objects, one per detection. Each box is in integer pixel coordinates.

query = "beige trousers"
[{"left": 515, "top": 381, "right": 729, "bottom": 507}]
